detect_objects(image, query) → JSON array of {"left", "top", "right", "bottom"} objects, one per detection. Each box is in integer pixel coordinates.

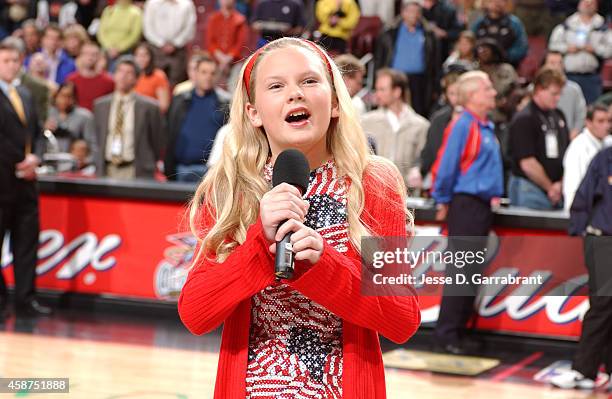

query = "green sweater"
[{"left": 97, "top": 4, "right": 143, "bottom": 53}]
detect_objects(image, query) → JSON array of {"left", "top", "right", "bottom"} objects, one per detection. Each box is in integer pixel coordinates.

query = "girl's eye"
[
  {"left": 304, "top": 78, "right": 318, "bottom": 84},
  {"left": 269, "top": 83, "right": 282, "bottom": 90}
]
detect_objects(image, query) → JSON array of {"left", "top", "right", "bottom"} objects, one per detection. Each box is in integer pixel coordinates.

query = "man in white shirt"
[
  {"left": 143, "top": 0, "right": 196, "bottom": 85},
  {"left": 361, "top": 68, "right": 430, "bottom": 188},
  {"left": 563, "top": 103, "right": 612, "bottom": 211}
]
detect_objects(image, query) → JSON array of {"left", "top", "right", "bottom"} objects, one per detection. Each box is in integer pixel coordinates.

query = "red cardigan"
[{"left": 178, "top": 169, "right": 421, "bottom": 398}]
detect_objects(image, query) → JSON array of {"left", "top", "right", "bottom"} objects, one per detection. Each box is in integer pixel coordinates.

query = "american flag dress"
[{"left": 245, "top": 158, "right": 350, "bottom": 399}]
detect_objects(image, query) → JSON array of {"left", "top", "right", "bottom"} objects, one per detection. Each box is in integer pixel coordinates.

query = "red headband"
[{"left": 242, "top": 39, "right": 334, "bottom": 99}]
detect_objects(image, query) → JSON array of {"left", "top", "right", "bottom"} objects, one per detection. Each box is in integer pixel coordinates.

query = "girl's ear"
[
  {"left": 245, "top": 102, "right": 263, "bottom": 127},
  {"left": 331, "top": 96, "right": 340, "bottom": 118}
]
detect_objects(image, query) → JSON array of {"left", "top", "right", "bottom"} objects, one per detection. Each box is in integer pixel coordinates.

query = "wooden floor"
[{"left": 0, "top": 332, "right": 609, "bottom": 399}]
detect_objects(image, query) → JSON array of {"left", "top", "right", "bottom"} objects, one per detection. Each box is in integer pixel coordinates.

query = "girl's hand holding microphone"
[{"left": 259, "top": 183, "right": 324, "bottom": 265}]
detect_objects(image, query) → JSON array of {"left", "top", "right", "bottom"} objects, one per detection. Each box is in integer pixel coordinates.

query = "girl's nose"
[{"left": 288, "top": 86, "right": 304, "bottom": 102}]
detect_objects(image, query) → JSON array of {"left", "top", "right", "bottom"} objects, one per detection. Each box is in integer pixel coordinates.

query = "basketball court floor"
[{"left": 0, "top": 308, "right": 609, "bottom": 399}]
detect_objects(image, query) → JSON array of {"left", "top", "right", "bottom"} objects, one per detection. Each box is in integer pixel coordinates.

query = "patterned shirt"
[{"left": 245, "top": 158, "right": 349, "bottom": 398}]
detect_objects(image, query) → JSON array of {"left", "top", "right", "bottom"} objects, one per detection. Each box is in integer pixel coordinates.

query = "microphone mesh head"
[{"left": 272, "top": 149, "right": 310, "bottom": 193}]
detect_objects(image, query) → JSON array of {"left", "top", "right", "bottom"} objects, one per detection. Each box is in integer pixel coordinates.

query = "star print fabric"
[{"left": 245, "top": 159, "right": 349, "bottom": 398}]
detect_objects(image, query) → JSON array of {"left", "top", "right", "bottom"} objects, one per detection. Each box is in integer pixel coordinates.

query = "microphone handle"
[{"left": 275, "top": 227, "right": 294, "bottom": 280}]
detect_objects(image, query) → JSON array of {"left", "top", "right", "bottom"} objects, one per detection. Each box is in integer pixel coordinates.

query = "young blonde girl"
[{"left": 178, "top": 37, "right": 420, "bottom": 399}]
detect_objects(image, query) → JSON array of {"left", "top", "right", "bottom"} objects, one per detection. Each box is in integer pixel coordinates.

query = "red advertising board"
[
  {"left": 0, "top": 194, "right": 585, "bottom": 340},
  {"left": 1, "top": 195, "right": 191, "bottom": 301},
  {"left": 413, "top": 225, "right": 585, "bottom": 340}
]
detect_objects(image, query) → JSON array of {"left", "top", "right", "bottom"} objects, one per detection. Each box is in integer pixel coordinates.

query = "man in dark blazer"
[
  {"left": 93, "top": 55, "right": 163, "bottom": 179},
  {"left": 0, "top": 40, "right": 52, "bottom": 319},
  {"left": 2, "top": 36, "right": 51, "bottom": 127}
]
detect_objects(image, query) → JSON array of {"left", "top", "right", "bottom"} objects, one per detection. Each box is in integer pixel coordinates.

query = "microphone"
[
  {"left": 43, "top": 129, "right": 61, "bottom": 154},
  {"left": 272, "top": 149, "right": 310, "bottom": 280}
]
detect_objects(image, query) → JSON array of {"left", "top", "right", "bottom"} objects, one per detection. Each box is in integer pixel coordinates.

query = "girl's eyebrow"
[
  {"left": 263, "top": 69, "right": 323, "bottom": 82},
  {"left": 263, "top": 75, "right": 286, "bottom": 82}
]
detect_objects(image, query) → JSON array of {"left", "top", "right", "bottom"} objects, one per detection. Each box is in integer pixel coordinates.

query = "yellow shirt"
[
  {"left": 316, "top": 0, "right": 360, "bottom": 41},
  {"left": 97, "top": 4, "right": 143, "bottom": 53}
]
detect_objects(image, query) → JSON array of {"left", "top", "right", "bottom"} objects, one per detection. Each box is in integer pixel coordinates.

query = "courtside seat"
[{"left": 348, "top": 16, "right": 382, "bottom": 58}]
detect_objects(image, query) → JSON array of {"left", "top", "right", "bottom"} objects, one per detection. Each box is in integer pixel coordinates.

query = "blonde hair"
[
  {"left": 457, "top": 70, "right": 490, "bottom": 106},
  {"left": 189, "top": 37, "right": 408, "bottom": 264},
  {"left": 63, "top": 24, "right": 89, "bottom": 45},
  {"left": 334, "top": 53, "right": 365, "bottom": 77}
]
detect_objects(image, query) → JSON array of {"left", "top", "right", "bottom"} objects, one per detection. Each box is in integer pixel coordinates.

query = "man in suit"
[
  {"left": 0, "top": 40, "right": 52, "bottom": 319},
  {"left": 93, "top": 55, "right": 163, "bottom": 179},
  {"left": 2, "top": 36, "right": 51, "bottom": 127},
  {"left": 360, "top": 68, "right": 430, "bottom": 190}
]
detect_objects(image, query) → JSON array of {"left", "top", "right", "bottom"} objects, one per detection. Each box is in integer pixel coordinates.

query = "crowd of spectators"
[{"left": 0, "top": 0, "right": 611, "bottom": 209}]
